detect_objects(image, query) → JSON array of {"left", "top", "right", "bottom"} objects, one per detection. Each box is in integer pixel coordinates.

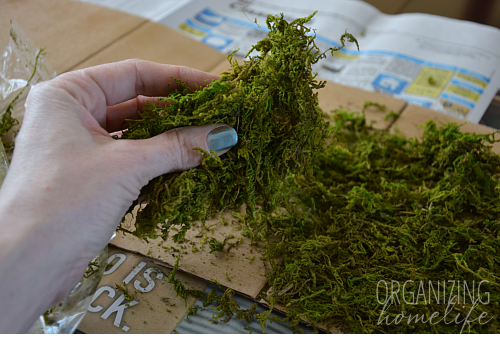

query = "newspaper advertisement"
[{"left": 153, "top": 0, "right": 500, "bottom": 125}]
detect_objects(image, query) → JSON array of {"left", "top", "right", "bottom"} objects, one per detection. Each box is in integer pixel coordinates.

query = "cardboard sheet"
[
  {"left": 112, "top": 209, "right": 269, "bottom": 299},
  {"left": 1, "top": 0, "right": 146, "bottom": 73},
  {"left": 208, "top": 58, "right": 240, "bottom": 76},
  {"left": 71, "top": 21, "right": 226, "bottom": 72},
  {"left": 78, "top": 246, "right": 208, "bottom": 334},
  {"left": 391, "top": 104, "right": 500, "bottom": 154},
  {"left": 317, "top": 81, "right": 407, "bottom": 130}
]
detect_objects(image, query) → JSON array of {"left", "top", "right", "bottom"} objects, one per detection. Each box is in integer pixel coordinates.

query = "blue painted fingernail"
[{"left": 207, "top": 126, "right": 238, "bottom": 152}]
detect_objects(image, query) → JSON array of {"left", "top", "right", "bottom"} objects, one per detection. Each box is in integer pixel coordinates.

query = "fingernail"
[{"left": 207, "top": 126, "right": 238, "bottom": 152}]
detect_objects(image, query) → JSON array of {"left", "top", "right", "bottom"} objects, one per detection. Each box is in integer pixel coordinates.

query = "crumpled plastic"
[
  {"left": 0, "top": 21, "right": 56, "bottom": 150},
  {"left": 0, "top": 21, "right": 108, "bottom": 334},
  {"left": 27, "top": 247, "right": 109, "bottom": 334}
]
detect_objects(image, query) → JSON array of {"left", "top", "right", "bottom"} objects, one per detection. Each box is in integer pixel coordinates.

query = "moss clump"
[
  {"left": 115, "top": 283, "right": 137, "bottom": 307},
  {"left": 209, "top": 238, "right": 226, "bottom": 254},
  {"left": 119, "top": 12, "right": 358, "bottom": 241}
]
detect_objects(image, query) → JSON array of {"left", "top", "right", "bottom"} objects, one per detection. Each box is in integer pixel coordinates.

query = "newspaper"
[{"left": 80, "top": 0, "right": 500, "bottom": 124}]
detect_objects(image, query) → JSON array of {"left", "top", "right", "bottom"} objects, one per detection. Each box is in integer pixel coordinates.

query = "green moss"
[
  {"left": 166, "top": 255, "right": 205, "bottom": 307},
  {"left": 209, "top": 237, "right": 226, "bottom": 254},
  {"left": 202, "top": 284, "right": 258, "bottom": 325},
  {"left": 251, "top": 110, "right": 500, "bottom": 333},
  {"left": 115, "top": 282, "right": 137, "bottom": 307}
]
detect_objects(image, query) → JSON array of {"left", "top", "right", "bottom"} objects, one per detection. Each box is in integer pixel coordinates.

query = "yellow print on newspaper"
[
  {"left": 456, "top": 73, "right": 488, "bottom": 88},
  {"left": 332, "top": 50, "right": 360, "bottom": 60},
  {"left": 446, "top": 84, "right": 481, "bottom": 102},
  {"left": 179, "top": 22, "right": 206, "bottom": 37},
  {"left": 406, "top": 67, "right": 453, "bottom": 98}
]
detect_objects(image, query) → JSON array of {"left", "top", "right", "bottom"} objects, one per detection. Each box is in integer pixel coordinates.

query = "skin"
[{"left": 0, "top": 59, "right": 230, "bottom": 333}]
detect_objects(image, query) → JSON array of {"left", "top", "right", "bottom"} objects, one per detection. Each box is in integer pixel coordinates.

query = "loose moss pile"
[
  {"left": 120, "top": 12, "right": 357, "bottom": 241},
  {"left": 249, "top": 110, "right": 500, "bottom": 333},
  {"left": 172, "top": 109, "right": 500, "bottom": 333}
]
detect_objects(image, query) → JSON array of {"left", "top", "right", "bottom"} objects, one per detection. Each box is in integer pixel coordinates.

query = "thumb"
[{"left": 126, "top": 124, "right": 238, "bottom": 182}]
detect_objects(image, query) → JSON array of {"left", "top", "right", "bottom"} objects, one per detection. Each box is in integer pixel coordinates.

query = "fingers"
[
  {"left": 105, "top": 96, "right": 167, "bottom": 132},
  {"left": 55, "top": 59, "right": 219, "bottom": 131},
  {"left": 122, "top": 124, "right": 238, "bottom": 183},
  {"left": 77, "top": 59, "right": 219, "bottom": 107}
]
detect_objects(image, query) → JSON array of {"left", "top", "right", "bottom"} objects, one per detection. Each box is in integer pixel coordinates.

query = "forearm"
[{"left": 0, "top": 201, "right": 85, "bottom": 333}]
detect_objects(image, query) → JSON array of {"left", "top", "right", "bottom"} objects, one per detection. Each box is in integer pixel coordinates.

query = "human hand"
[{"left": 0, "top": 59, "right": 237, "bottom": 333}]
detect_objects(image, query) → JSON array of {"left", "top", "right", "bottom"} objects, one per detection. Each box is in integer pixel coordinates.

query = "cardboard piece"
[
  {"left": 391, "top": 104, "right": 500, "bottom": 154},
  {"left": 208, "top": 57, "right": 241, "bottom": 76},
  {"left": 77, "top": 245, "right": 208, "bottom": 334},
  {"left": 316, "top": 81, "right": 407, "bottom": 130},
  {"left": 112, "top": 209, "right": 269, "bottom": 299},
  {"left": 1, "top": 0, "right": 146, "bottom": 74},
  {"left": 72, "top": 21, "right": 226, "bottom": 72}
]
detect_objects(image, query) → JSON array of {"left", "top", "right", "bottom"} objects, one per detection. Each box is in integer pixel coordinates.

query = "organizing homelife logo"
[{"left": 376, "top": 280, "right": 493, "bottom": 333}]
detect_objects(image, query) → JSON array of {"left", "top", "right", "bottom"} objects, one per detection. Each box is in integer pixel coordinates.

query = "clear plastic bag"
[
  {"left": 0, "top": 21, "right": 56, "bottom": 151},
  {"left": 27, "top": 247, "right": 109, "bottom": 334},
  {"left": 0, "top": 21, "right": 109, "bottom": 334}
]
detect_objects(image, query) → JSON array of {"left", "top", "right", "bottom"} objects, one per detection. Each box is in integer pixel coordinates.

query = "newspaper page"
[{"left": 152, "top": 0, "right": 500, "bottom": 125}]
